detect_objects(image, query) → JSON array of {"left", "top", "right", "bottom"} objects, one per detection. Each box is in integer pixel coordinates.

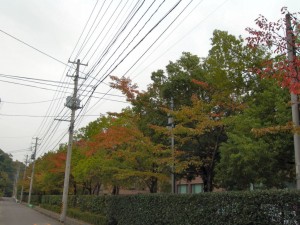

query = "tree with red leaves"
[{"left": 246, "top": 7, "right": 300, "bottom": 93}]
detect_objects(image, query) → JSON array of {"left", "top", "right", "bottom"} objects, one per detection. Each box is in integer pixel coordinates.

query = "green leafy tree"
[
  {"left": 215, "top": 79, "right": 294, "bottom": 190},
  {"left": 34, "top": 147, "right": 66, "bottom": 194},
  {"left": 111, "top": 30, "right": 267, "bottom": 192},
  {"left": 0, "top": 149, "right": 16, "bottom": 196},
  {"left": 74, "top": 110, "right": 171, "bottom": 194}
]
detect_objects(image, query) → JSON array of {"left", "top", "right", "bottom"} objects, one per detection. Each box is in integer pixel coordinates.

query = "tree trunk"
[
  {"left": 201, "top": 126, "right": 224, "bottom": 192},
  {"left": 73, "top": 181, "right": 77, "bottom": 195},
  {"left": 200, "top": 166, "right": 213, "bottom": 192},
  {"left": 148, "top": 177, "right": 158, "bottom": 193},
  {"left": 93, "top": 182, "right": 101, "bottom": 195},
  {"left": 112, "top": 185, "right": 119, "bottom": 195}
]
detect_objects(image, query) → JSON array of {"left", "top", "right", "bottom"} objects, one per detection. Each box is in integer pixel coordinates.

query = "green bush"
[
  {"left": 40, "top": 203, "right": 61, "bottom": 213},
  {"left": 76, "top": 195, "right": 107, "bottom": 214},
  {"left": 32, "top": 190, "right": 300, "bottom": 225},
  {"left": 106, "top": 190, "right": 300, "bottom": 225},
  {"left": 67, "top": 208, "right": 107, "bottom": 225}
]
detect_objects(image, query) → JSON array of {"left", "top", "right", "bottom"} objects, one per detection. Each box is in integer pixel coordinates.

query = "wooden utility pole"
[
  {"left": 13, "top": 164, "right": 21, "bottom": 200},
  {"left": 286, "top": 13, "right": 300, "bottom": 189},
  {"left": 60, "top": 59, "right": 87, "bottom": 223},
  {"left": 20, "top": 155, "right": 28, "bottom": 203},
  {"left": 28, "top": 137, "right": 39, "bottom": 205}
]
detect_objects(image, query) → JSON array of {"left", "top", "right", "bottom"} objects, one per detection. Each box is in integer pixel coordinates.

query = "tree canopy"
[{"left": 28, "top": 27, "right": 297, "bottom": 195}]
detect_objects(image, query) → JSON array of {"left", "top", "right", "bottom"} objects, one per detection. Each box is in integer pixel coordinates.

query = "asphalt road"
[{"left": 0, "top": 197, "right": 62, "bottom": 225}]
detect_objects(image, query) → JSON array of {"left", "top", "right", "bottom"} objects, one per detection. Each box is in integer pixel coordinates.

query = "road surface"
[{"left": 0, "top": 197, "right": 62, "bottom": 225}]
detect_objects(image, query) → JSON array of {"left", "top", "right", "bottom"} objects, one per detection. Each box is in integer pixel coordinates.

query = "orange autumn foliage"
[
  {"left": 85, "top": 126, "right": 142, "bottom": 156},
  {"left": 49, "top": 151, "right": 66, "bottom": 173}
]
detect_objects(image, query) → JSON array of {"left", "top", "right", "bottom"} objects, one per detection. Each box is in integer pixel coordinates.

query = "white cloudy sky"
[{"left": 0, "top": 0, "right": 298, "bottom": 162}]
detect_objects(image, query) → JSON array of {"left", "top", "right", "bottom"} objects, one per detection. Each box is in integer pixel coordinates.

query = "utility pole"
[
  {"left": 28, "top": 137, "right": 39, "bottom": 205},
  {"left": 13, "top": 164, "right": 21, "bottom": 201},
  {"left": 20, "top": 155, "right": 28, "bottom": 203},
  {"left": 60, "top": 59, "right": 87, "bottom": 223},
  {"left": 286, "top": 14, "right": 300, "bottom": 189},
  {"left": 168, "top": 97, "right": 176, "bottom": 193}
]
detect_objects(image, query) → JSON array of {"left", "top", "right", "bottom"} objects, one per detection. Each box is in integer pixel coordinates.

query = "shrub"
[
  {"left": 67, "top": 208, "right": 107, "bottom": 225},
  {"left": 32, "top": 190, "right": 300, "bottom": 225},
  {"left": 106, "top": 190, "right": 300, "bottom": 225}
]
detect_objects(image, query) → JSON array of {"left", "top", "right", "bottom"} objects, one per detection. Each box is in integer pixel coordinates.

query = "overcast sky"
[{"left": 0, "top": 0, "right": 299, "bottom": 162}]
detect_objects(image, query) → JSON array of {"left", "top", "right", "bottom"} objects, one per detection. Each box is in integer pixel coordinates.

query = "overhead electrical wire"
[
  {"left": 72, "top": 0, "right": 149, "bottom": 125},
  {"left": 78, "top": 0, "right": 183, "bottom": 118},
  {"left": 1, "top": 98, "right": 64, "bottom": 105},
  {"left": 0, "top": 29, "right": 69, "bottom": 68},
  {"left": 79, "top": 0, "right": 226, "bottom": 122},
  {"left": 74, "top": 0, "right": 108, "bottom": 59},
  {"left": 79, "top": 0, "right": 134, "bottom": 76},
  {"left": 84, "top": 0, "right": 160, "bottom": 84},
  {"left": 0, "top": 73, "right": 94, "bottom": 87},
  {"left": 78, "top": 0, "right": 191, "bottom": 118},
  {"left": 12, "top": 0, "right": 224, "bottom": 159},
  {"left": 131, "top": 0, "right": 230, "bottom": 81},
  {"left": 69, "top": 0, "right": 100, "bottom": 59},
  {"left": 0, "top": 113, "right": 104, "bottom": 118},
  {"left": 74, "top": 0, "right": 168, "bottom": 124},
  {"left": 82, "top": 0, "right": 146, "bottom": 80},
  {"left": 34, "top": 0, "right": 114, "bottom": 157},
  {"left": 0, "top": 73, "right": 124, "bottom": 98},
  {"left": 33, "top": 0, "right": 102, "bottom": 148},
  {"left": 128, "top": 0, "right": 205, "bottom": 79},
  {"left": 73, "top": 0, "right": 183, "bottom": 131},
  {"left": 37, "top": 0, "right": 156, "bottom": 155},
  {"left": 76, "top": 0, "right": 162, "bottom": 109},
  {"left": 81, "top": 0, "right": 129, "bottom": 62},
  {"left": 74, "top": 0, "right": 161, "bottom": 126},
  {"left": 72, "top": 0, "right": 133, "bottom": 99}
]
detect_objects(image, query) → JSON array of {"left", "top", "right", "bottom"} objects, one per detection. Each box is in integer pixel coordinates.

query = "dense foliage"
[
  {"left": 24, "top": 20, "right": 297, "bottom": 195},
  {"left": 31, "top": 190, "right": 300, "bottom": 225},
  {"left": 0, "top": 149, "right": 18, "bottom": 196}
]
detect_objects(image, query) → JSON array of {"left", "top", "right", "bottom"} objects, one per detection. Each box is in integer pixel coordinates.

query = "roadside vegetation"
[{"left": 2, "top": 7, "right": 300, "bottom": 225}]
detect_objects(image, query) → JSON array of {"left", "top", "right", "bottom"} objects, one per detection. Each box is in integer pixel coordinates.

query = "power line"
[
  {"left": 69, "top": 0, "right": 100, "bottom": 59},
  {"left": 130, "top": 0, "right": 230, "bottom": 81},
  {"left": 1, "top": 98, "right": 64, "bottom": 105},
  {"left": 4, "top": 148, "right": 31, "bottom": 153},
  {"left": 0, "top": 29, "right": 69, "bottom": 67},
  {"left": 78, "top": 0, "right": 184, "bottom": 118},
  {"left": 81, "top": 0, "right": 130, "bottom": 62},
  {"left": 30, "top": 1, "right": 104, "bottom": 158},
  {"left": 74, "top": 0, "right": 109, "bottom": 59},
  {"left": 0, "top": 136, "right": 32, "bottom": 139},
  {"left": 0, "top": 78, "right": 125, "bottom": 98},
  {"left": 0, "top": 73, "right": 93, "bottom": 87},
  {"left": 18, "top": 1, "right": 201, "bottom": 160},
  {"left": 0, "top": 113, "right": 103, "bottom": 118},
  {"left": 71, "top": 0, "right": 149, "bottom": 121}
]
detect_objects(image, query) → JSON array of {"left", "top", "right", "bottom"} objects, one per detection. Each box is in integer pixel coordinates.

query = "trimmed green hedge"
[
  {"left": 106, "top": 191, "right": 300, "bottom": 225},
  {"left": 30, "top": 190, "right": 300, "bottom": 225}
]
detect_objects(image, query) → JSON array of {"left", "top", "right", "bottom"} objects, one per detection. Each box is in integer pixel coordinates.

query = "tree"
[
  {"left": 34, "top": 147, "right": 66, "bottom": 195},
  {"left": 74, "top": 110, "right": 171, "bottom": 194},
  {"left": 215, "top": 78, "right": 294, "bottom": 190},
  {"left": 0, "top": 149, "right": 16, "bottom": 196},
  {"left": 246, "top": 7, "right": 300, "bottom": 93},
  {"left": 110, "top": 30, "right": 267, "bottom": 192},
  {"left": 243, "top": 7, "right": 300, "bottom": 189}
]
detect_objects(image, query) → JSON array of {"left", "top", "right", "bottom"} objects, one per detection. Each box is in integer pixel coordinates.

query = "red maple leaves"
[{"left": 246, "top": 7, "right": 300, "bottom": 93}]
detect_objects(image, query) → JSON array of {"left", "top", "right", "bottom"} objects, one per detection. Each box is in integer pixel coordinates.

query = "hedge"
[{"left": 29, "top": 190, "right": 300, "bottom": 225}]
